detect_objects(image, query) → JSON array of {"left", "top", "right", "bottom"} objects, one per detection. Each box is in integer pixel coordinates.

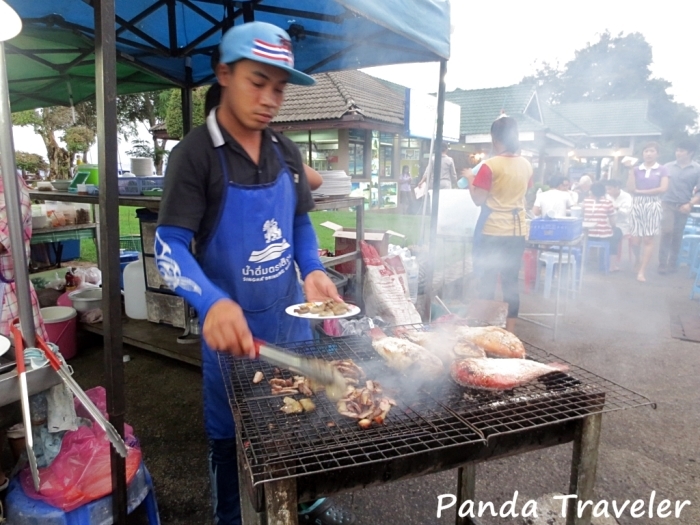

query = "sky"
[
  {"left": 12, "top": 0, "right": 700, "bottom": 161},
  {"left": 364, "top": 0, "right": 700, "bottom": 113}
]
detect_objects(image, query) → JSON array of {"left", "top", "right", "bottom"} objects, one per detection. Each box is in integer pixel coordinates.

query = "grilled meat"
[
  {"left": 455, "top": 326, "right": 526, "bottom": 359},
  {"left": 450, "top": 358, "right": 568, "bottom": 390},
  {"left": 402, "top": 329, "right": 486, "bottom": 360},
  {"left": 370, "top": 328, "right": 444, "bottom": 379}
]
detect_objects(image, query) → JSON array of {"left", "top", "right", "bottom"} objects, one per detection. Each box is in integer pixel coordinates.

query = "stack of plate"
[{"left": 312, "top": 170, "right": 352, "bottom": 198}]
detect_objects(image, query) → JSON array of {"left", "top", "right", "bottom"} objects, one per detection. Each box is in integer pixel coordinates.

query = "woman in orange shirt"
[{"left": 466, "top": 117, "right": 532, "bottom": 333}]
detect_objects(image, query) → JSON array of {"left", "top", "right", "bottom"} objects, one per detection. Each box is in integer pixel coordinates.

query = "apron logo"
[
  {"left": 155, "top": 231, "right": 203, "bottom": 295},
  {"left": 248, "top": 219, "right": 291, "bottom": 263}
]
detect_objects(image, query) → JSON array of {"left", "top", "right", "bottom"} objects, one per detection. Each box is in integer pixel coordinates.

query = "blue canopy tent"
[{"left": 2, "top": 1, "right": 451, "bottom": 521}]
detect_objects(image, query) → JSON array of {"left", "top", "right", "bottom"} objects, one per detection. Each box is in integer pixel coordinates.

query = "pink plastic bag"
[{"left": 20, "top": 387, "right": 142, "bottom": 511}]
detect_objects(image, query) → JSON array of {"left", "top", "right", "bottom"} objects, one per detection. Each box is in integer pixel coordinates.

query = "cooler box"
[
  {"left": 69, "top": 164, "right": 99, "bottom": 193},
  {"left": 528, "top": 218, "right": 583, "bottom": 241}
]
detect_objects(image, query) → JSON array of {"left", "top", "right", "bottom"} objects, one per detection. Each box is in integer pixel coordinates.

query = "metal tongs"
[
  {"left": 253, "top": 339, "right": 347, "bottom": 401},
  {"left": 10, "top": 321, "right": 128, "bottom": 489}
]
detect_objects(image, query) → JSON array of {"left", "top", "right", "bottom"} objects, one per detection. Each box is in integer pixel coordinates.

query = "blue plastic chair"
[
  {"left": 538, "top": 251, "right": 577, "bottom": 299},
  {"left": 678, "top": 234, "right": 700, "bottom": 268},
  {"left": 5, "top": 462, "right": 160, "bottom": 525},
  {"left": 586, "top": 239, "right": 610, "bottom": 274}
]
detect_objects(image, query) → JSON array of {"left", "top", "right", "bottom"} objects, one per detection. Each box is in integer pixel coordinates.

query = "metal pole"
[
  {"left": 420, "top": 59, "right": 448, "bottom": 319},
  {"left": 0, "top": 42, "right": 35, "bottom": 346},
  {"left": 94, "top": 0, "right": 128, "bottom": 521},
  {"left": 181, "top": 57, "right": 193, "bottom": 136}
]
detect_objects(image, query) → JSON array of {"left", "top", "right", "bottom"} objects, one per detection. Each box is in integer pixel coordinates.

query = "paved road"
[{"left": 71, "top": 263, "right": 699, "bottom": 525}]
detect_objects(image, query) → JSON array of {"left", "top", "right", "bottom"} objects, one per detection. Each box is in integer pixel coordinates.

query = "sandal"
[{"left": 299, "top": 498, "right": 356, "bottom": 525}]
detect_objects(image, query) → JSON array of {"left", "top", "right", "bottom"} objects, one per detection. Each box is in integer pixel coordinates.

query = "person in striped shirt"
[{"left": 583, "top": 183, "right": 621, "bottom": 271}]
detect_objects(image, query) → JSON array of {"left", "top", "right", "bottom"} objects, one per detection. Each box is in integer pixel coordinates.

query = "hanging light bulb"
[{"left": 0, "top": 1, "right": 21, "bottom": 42}]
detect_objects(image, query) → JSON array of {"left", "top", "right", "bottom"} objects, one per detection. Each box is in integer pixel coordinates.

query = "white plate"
[
  {"left": 285, "top": 302, "right": 361, "bottom": 319},
  {"left": 0, "top": 335, "right": 9, "bottom": 356}
]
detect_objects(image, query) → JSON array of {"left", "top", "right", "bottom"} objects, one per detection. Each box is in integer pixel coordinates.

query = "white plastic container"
[
  {"left": 123, "top": 258, "right": 147, "bottom": 319},
  {"left": 130, "top": 157, "right": 154, "bottom": 177}
]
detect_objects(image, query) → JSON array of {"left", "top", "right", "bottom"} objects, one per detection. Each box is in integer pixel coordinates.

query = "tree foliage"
[
  {"left": 523, "top": 31, "right": 698, "bottom": 145},
  {"left": 15, "top": 151, "right": 48, "bottom": 176},
  {"left": 165, "top": 87, "right": 208, "bottom": 140}
]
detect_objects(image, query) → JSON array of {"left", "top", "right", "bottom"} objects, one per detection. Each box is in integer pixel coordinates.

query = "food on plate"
[
  {"left": 280, "top": 397, "right": 304, "bottom": 414},
  {"left": 450, "top": 358, "right": 568, "bottom": 390},
  {"left": 294, "top": 299, "right": 349, "bottom": 317},
  {"left": 455, "top": 326, "right": 526, "bottom": 359},
  {"left": 370, "top": 328, "right": 444, "bottom": 379},
  {"left": 252, "top": 371, "right": 264, "bottom": 384}
]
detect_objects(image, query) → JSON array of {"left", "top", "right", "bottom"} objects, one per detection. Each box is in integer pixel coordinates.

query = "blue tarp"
[{"left": 10, "top": 0, "right": 450, "bottom": 104}]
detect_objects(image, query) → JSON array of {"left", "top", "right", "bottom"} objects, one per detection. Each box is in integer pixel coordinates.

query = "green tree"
[
  {"left": 12, "top": 107, "right": 74, "bottom": 179},
  {"left": 523, "top": 31, "right": 698, "bottom": 146},
  {"left": 15, "top": 151, "right": 48, "bottom": 177},
  {"left": 165, "top": 88, "right": 208, "bottom": 141},
  {"left": 64, "top": 125, "right": 96, "bottom": 165},
  {"left": 117, "top": 91, "right": 171, "bottom": 174}
]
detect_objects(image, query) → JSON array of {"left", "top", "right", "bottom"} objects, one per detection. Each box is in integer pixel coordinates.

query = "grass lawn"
[{"left": 79, "top": 207, "right": 434, "bottom": 263}]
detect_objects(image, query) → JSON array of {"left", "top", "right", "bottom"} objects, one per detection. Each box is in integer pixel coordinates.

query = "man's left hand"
[
  {"left": 680, "top": 203, "right": 693, "bottom": 214},
  {"left": 304, "top": 270, "right": 341, "bottom": 302}
]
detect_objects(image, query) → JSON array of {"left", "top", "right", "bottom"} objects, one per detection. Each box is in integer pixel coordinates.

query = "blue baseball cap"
[{"left": 219, "top": 22, "right": 315, "bottom": 86}]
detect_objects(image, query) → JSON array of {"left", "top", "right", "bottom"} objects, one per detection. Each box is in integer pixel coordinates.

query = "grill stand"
[
  {"left": 237, "top": 416, "right": 603, "bottom": 525},
  {"left": 567, "top": 413, "right": 602, "bottom": 525}
]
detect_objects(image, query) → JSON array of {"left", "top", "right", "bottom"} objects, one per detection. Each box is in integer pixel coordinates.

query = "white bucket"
[{"left": 130, "top": 157, "right": 154, "bottom": 177}]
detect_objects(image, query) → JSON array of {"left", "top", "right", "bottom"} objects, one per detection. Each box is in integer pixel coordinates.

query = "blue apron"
[{"left": 199, "top": 142, "right": 311, "bottom": 440}]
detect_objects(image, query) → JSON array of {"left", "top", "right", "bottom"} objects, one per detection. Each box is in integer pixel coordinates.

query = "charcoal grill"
[{"left": 219, "top": 324, "right": 652, "bottom": 525}]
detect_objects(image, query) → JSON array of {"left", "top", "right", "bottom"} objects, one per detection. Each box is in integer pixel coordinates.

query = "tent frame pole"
[
  {"left": 421, "top": 59, "right": 448, "bottom": 320},
  {"left": 94, "top": 0, "right": 128, "bottom": 521}
]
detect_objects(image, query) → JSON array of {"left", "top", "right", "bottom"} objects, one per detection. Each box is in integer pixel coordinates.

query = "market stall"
[{"left": 3, "top": 2, "right": 452, "bottom": 520}]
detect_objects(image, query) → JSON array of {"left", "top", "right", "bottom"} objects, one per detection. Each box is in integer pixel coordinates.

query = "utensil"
[
  {"left": 253, "top": 339, "right": 347, "bottom": 401},
  {"left": 10, "top": 320, "right": 40, "bottom": 492},
  {"left": 29, "top": 329, "right": 128, "bottom": 458}
]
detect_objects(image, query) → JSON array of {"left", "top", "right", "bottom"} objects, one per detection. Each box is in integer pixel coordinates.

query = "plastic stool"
[
  {"left": 5, "top": 462, "right": 160, "bottom": 525},
  {"left": 586, "top": 239, "right": 610, "bottom": 274},
  {"left": 678, "top": 234, "right": 700, "bottom": 267},
  {"left": 539, "top": 251, "right": 577, "bottom": 299}
]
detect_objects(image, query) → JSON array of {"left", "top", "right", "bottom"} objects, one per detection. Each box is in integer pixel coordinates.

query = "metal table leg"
[
  {"left": 455, "top": 464, "right": 483, "bottom": 525},
  {"left": 566, "top": 413, "right": 603, "bottom": 525},
  {"left": 553, "top": 247, "right": 564, "bottom": 339},
  {"left": 237, "top": 444, "right": 264, "bottom": 525},
  {"left": 265, "top": 478, "right": 298, "bottom": 525}
]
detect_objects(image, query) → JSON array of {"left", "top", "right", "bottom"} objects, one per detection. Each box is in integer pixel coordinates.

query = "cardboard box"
[{"left": 321, "top": 222, "right": 405, "bottom": 274}]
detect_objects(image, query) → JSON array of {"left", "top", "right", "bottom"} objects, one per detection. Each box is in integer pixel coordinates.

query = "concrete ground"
[{"left": 67, "top": 259, "right": 699, "bottom": 525}]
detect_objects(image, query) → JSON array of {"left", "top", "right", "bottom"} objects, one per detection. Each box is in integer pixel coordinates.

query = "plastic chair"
[
  {"left": 586, "top": 239, "right": 610, "bottom": 274},
  {"left": 5, "top": 461, "right": 161, "bottom": 525},
  {"left": 538, "top": 251, "right": 577, "bottom": 299},
  {"left": 678, "top": 234, "right": 700, "bottom": 268}
]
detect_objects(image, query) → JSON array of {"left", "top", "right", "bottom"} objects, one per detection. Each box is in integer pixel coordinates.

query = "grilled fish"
[
  {"left": 450, "top": 358, "right": 568, "bottom": 390},
  {"left": 370, "top": 328, "right": 444, "bottom": 379},
  {"left": 402, "top": 330, "right": 486, "bottom": 359},
  {"left": 455, "top": 326, "right": 526, "bottom": 358}
]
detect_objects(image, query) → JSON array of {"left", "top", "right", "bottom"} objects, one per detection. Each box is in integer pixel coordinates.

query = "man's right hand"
[{"left": 202, "top": 299, "right": 255, "bottom": 358}]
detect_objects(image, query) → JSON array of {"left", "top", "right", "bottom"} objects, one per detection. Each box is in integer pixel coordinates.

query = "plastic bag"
[
  {"left": 73, "top": 266, "right": 102, "bottom": 286},
  {"left": 20, "top": 387, "right": 142, "bottom": 512}
]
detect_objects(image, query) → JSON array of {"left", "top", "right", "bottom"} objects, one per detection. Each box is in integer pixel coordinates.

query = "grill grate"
[{"left": 220, "top": 326, "right": 652, "bottom": 486}]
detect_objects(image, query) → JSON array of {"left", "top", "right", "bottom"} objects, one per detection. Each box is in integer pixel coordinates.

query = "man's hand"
[
  {"left": 304, "top": 270, "right": 341, "bottom": 302},
  {"left": 202, "top": 299, "right": 255, "bottom": 358},
  {"left": 680, "top": 203, "right": 693, "bottom": 214}
]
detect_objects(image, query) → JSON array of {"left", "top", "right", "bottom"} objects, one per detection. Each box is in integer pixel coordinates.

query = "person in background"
[
  {"left": 532, "top": 175, "right": 575, "bottom": 218},
  {"left": 0, "top": 171, "right": 49, "bottom": 493},
  {"left": 605, "top": 179, "right": 633, "bottom": 271},
  {"left": 205, "top": 82, "right": 324, "bottom": 193},
  {"left": 399, "top": 165, "right": 413, "bottom": 214},
  {"left": 573, "top": 174, "right": 592, "bottom": 204},
  {"left": 583, "top": 183, "right": 620, "bottom": 270},
  {"left": 466, "top": 116, "right": 532, "bottom": 333},
  {"left": 419, "top": 142, "right": 457, "bottom": 190},
  {"left": 627, "top": 142, "right": 669, "bottom": 282},
  {"left": 658, "top": 139, "right": 700, "bottom": 274},
  {"left": 158, "top": 22, "right": 352, "bottom": 525}
]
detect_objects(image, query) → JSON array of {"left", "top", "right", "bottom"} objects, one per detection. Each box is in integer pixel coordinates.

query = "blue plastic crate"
[
  {"left": 139, "top": 176, "right": 165, "bottom": 193},
  {"left": 117, "top": 177, "right": 141, "bottom": 195},
  {"left": 528, "top": 218, "right": 583, "bottom": 241}
]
